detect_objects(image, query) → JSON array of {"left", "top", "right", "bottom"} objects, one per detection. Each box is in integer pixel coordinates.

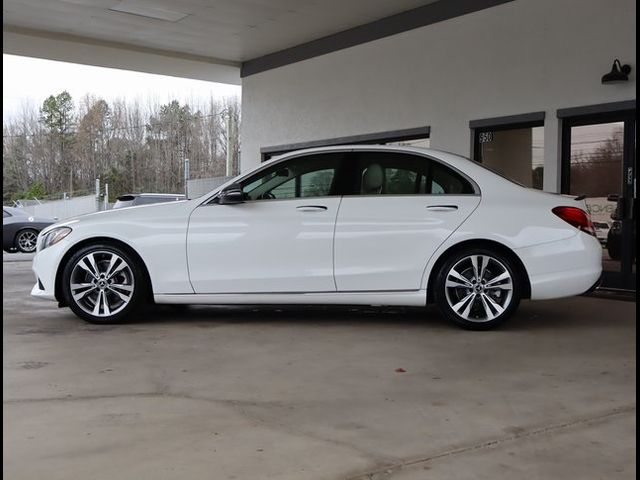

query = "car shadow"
[
  {"left": 128, "top": 303, "right": 453, "bottom": 329},
  {"left": 116, "top": 297, "right": 630, "bottom": 332}
]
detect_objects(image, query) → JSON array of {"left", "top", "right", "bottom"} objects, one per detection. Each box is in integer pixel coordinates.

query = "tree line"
[{"left": 3, "top": 91, "right": 240, "bottom": 203}]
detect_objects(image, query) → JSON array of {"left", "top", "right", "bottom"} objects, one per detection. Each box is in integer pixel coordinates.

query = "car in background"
[
  {"left": 3, "top": 207, "right": 56, "bottom": 253},
  {"left": 113, "top": 193, "right": 186, "bottom": 209},
  {"left": 606, "top": 219, "right": 634, "bottom": 261},
  {"left": 592, "top": 221, "right": 610, "bottom": 245},
  {"left": 605, "top": 196, "right": 636, "bottom": 261}
]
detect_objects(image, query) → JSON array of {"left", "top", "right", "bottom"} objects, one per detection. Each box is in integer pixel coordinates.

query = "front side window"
[
  {"left": 241, "top": 153, "right": 346, "bottom": 201},
  {"left": 354, "top": 152, "right": 474, "bottom": 195}
]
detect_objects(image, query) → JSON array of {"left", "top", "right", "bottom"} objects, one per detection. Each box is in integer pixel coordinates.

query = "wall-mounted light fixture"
[{"left": 601, "top": 59, "right": 632, "bottom": 84}]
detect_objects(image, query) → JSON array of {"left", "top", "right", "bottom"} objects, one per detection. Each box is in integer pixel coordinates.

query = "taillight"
[{"left": 552, "top": 206, "right": 596, "bottom": 236}]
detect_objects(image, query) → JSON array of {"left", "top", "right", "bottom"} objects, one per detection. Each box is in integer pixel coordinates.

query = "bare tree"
[{"left": 3, "top": 93, "right": 240, "bottom": 202}]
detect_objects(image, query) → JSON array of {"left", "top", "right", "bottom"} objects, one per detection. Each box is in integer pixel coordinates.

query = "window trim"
[
  {"left": 200, "top": 147, "right": 480, "bottom": 206},
  {"left": 347, "top": 151, "right": 476, "bottom": 196},
  {"left": 558, "top": 107, "right": 635, "bottom": 196}
]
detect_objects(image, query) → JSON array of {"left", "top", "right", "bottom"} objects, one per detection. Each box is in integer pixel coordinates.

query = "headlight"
[{"left": 39, "top": 227, "right": 72, "bottom": 251}]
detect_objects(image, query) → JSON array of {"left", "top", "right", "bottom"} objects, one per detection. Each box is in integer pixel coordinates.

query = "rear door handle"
[
  {"left": 296, "top": 205, "right": 328, "bottom": 212},
  {"left": 426, "top": 205, "right": 458, "bottom": 212}
]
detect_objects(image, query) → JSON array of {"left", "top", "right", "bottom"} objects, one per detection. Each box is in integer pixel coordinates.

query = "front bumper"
[{"left": 30, "top": 241, "right": 69, "bottom": 302}]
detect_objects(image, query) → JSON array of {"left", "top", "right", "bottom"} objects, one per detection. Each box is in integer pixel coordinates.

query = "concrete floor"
[{"left": 3, "top": 255, "right": 636, "bottom": 480}]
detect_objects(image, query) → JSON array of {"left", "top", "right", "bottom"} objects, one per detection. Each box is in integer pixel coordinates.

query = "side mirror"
[{"left": 217, "top": 183, "right": 245, "bottom": 205}]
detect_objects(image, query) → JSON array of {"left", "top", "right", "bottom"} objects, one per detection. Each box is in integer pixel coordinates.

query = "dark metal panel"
[
  {"left": 469, "top": 112, "right": 545, "bottom": 130},
  {"left": 241, "top": 0, "right": 514, "bottom": 77},
  {"left": 557, "top": 100, "right": 636, "bottom": 118},
  {"left": 260, "top": 126, "right": 431, "bottom": 159}
]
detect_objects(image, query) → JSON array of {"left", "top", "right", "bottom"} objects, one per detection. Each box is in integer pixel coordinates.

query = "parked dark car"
[
  {"left": 606, "top": 196, "right": 636, "bottom": 261},
  {"left": 113, "top": 193, "right": 186, "bottom": 209},
  {"left": 3, "top": 207, "right": 56, "bottom": 253}
]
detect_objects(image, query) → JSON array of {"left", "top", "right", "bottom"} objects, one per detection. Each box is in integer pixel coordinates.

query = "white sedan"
[{"left": 31, "top": 146, "right": 602, "bottom": 329}]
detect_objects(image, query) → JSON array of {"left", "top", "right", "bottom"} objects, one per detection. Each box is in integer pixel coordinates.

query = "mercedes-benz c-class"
[{"left": 31, "top": 146, "right": 602, "bottom": 329}]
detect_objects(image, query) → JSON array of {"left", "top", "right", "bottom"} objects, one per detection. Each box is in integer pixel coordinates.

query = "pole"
[
  {"left": 225, "top": 111, "right": 234, "bottom": 178},
  {"left": 95, "top": 178, "right": 101, "bottom": 212},
  {"left": 104, "top": 183, "right": 109, "bottom": 210},
  {"left": 184, "top": 157, "right": 190, "bottom": 198}
]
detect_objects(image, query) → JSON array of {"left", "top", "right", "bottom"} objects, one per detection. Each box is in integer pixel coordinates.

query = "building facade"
[{"left": 240, "top": 0, "right": 636, "bottom": 291}]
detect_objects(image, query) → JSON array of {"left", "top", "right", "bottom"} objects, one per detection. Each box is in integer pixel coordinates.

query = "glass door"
[{"left": 562, "top": 111, "right": 636, "bottom": 291}]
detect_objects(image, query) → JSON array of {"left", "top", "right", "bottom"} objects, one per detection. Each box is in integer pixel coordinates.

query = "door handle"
[
  {"left": 426, "top": 205, "right": 458, "bottom": 211},
  {"left": 296, "top": 205, "right": 328, "bottom": 212}
]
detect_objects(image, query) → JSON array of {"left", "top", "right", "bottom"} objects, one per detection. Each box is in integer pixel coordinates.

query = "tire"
[
  {"left": 434, "top": 248, "right": 522, "bottom": 330},
  {"left": 15, "top": 229, "right": 39, "bottom": 253},
  {"left": 62, "top": 244, "right": 148, "bottom": 324}
]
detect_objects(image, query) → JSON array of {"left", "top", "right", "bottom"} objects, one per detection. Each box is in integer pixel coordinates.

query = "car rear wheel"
[
  {"left": 434, "top": 249, "right": 522, "bottom": 330},
  {"left": 16, "top": 229, "right": 38, "bottom": 253},
  {"left": 62, "top": 244, "right": 147, "bottom": 324}
]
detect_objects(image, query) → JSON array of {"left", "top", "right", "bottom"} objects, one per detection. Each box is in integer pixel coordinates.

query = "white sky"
[{"left": 3, "top": 54, "right": 241, "bottom": 121}]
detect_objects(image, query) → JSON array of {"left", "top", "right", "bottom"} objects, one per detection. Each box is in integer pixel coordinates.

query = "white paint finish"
[
  {"left": 154, "top": 290, "right": 427, "bottom": 307},
  {"left": 515, "top": 232, "right": 602, "bottom": 300},
  {"left": 186, "top": 198, "right": 341, "bottom": 293},
  {"left": 33, "top": 201, "right": 196, "bottom": 295},
  {"left": 3, "top": 0, "right": 430, "bottom": 61},
  {"left": 334, "top": 195, "right": 480, "bottom": 291},
  {"left": 31, "top": 147, "right": 602, "bottom": 320},
  {"left": 240, "top": 0, "right": 636, "bottom": 186},
  {"left": 3, "top": 29, "right": 241, "bottom": 84}
]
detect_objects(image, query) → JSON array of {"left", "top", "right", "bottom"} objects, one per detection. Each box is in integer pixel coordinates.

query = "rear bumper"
[
  {"left": 516, "top": 232, "right": 603, "bottom": 300},
  {"left": 581, "top": 275, "right": 603, "bottom": 296}
]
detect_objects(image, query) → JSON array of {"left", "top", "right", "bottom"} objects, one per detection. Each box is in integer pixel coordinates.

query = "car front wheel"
[
  {"left": 434, "top": 249, "right": 522, "bottom": 330},
  {"left": 16, "top": 229, "right": 38, "bottom": 253},
  {"left": 62, "top": 244, "right": 147, "bottom": 324}
]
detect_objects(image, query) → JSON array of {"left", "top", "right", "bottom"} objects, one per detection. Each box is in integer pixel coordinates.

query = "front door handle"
[
  {"left": 426, "top": 205, "right": 458, "bottom": 212},
  {"left": 296, "top": 205, "right": 328, "bottom": 212}
]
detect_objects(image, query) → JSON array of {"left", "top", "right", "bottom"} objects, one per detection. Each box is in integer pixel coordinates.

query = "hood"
[{"left": 40, "top": 199, "right": 195, "bottom": 234}]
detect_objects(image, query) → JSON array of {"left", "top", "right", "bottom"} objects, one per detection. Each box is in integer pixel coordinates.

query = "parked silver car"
[{"left": 113, "top": 193, "right": 186, "bottom": 209}]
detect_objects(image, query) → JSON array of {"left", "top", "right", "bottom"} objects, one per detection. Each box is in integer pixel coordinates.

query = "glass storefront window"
[
  {"left": 475, "top": 126, "right": 544, "bottom": 190},
  {"left": 568, "top": 122, "right": 624, "bottom": 273}
]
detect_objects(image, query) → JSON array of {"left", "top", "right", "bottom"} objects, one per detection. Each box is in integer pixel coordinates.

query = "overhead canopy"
[{"left": 3, "top": 0, "right": 437, "bottom": 83}]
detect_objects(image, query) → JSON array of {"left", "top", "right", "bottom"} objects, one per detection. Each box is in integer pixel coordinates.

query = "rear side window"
[{"left": 352, "top": 151, "right": 474, "bottom": 195}]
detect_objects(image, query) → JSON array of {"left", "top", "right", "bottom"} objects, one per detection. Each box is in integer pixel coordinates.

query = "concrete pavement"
[{"left": 3, "top": 258, "right": 636, "bottom": 480}]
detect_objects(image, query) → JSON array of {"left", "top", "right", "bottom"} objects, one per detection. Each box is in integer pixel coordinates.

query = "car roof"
[
  {"left": 118, "top": 193, "right": 185, "bottom": 198},
  {"left": 3, "top": 206, "right": 27, "bottom": 215}
]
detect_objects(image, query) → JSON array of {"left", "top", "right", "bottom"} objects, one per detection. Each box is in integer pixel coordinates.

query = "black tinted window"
[
  {"left": 353, "top": 152, "right": 474, "bottom": 195},
  {"left": 241, "top": 153, "right": 346, "bottom": 201}
]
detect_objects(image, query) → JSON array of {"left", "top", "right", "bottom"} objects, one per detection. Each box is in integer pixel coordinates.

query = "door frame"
[{"left": 558, "top": 101, "right": 636, "bottom": 291}]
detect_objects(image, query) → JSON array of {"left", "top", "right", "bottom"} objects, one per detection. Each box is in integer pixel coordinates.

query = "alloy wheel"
[
  {"left": 69, "top": 250, "right": 135, "bottom": 317},
  {"left": 17, "top": 230, "right": 38, "bottom": 253},
  {"left": 444, "top": 254, "right": 513, "bottom": 323}
]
